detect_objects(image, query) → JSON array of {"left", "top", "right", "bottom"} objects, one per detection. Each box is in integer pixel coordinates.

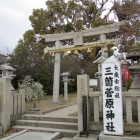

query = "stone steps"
[
  {"left": 15, "top": 120, "right": 78, "bottom": 130},
  {"left": 21, "top": 114, "right": 78, "bottom": 123},
  {"left": 12, "top": 125, "right": 78, "bottom": 137},
  {"left": 12, "top": 114, "right": 78, "bottom": 138}
]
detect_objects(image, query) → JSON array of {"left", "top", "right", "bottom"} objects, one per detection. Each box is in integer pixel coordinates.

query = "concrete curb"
[
  {"left": 45, "top": 132, "right": 61, "bottom": 140},
  {"left": 1, "top": 130, "right": 27, "bottom": 140}
]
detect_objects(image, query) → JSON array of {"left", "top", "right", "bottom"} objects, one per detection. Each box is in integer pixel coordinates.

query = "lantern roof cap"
[
  {"left": 93, "top": 56, "right": 106, "bottom": 64},
  {"left": 0, "top": 63, "right": 16, "bottom": 71},
  {"left": 61, "top": 72, "right": 70, "bottom": 76},
  {"left": 126, "top": 50, "right": 140, "bottom": 60}
]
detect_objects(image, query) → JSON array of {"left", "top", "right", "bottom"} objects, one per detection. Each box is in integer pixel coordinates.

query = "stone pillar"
[
  {"left": 19, "top": 89, "right": 25, "bottom": 114},
  {"left": 64, "top": 81, "right": 68, "bottom": 101},
  {"left": 129, "top": 71, "right": 140, "bottom": 92},
  {"left": 0, "top": 78, "right": 12, "bottom": 132},
  {"left": 77, "top": 74, "right": 89, "bottom": 133},
  {"left": 61, "top": 72, "right": 70, "bottom": 101},
  {"left": 100, "top": 34, "right": 108, "bottom": 58},
  {"left": 98, "top": 64, "right": 103, "bottom": 92},
  {"left": 52, "top": 41, "right": 61, "bottom": 103},
  {"left": 99, "top": 34, "right": 108, "bottom": 92}
]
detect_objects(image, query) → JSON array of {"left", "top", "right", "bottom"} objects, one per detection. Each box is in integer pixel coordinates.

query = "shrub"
[{"left": 19, "top": 75, "right": 45, "bottom": 102}]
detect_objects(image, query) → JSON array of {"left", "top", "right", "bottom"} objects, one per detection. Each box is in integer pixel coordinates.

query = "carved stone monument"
[{"left": 77, "top": 74, "right": 89, "bottom": 134}]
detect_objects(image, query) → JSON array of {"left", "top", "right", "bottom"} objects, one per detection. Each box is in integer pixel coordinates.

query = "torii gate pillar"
[{"left": 52, "top": 41, "right": 61, "bottom": 103}]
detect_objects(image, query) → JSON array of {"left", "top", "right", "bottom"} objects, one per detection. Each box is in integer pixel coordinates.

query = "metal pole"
[{"left": 80, "top": 95, "right": 89, "bottom": 137}]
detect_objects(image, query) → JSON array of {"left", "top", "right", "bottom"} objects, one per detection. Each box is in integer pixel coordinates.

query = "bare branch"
[
  {"left": 95, "top": 0, "right": 109, "bottom": 19},
  {"left": 103, "top": 6, "right": 114, "bottom": 20}
]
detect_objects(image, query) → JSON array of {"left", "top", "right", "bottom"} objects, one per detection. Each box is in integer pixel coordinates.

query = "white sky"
[
  {"left": 0, "top": 0, "right": 47, "bottom": 54},
  {"left": 0, "top": 0, "right": 116, "bottom": 55}
]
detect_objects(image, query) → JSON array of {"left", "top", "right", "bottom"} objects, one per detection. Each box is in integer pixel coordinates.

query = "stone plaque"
[
  {"left": 102, "top": 56, "right": 123, "bottom": 135},
  {"left": 74, "top": 32, "right": 83, "bottom": 46}
]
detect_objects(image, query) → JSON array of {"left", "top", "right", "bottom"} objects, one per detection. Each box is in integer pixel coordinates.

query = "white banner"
[{"left": 102, "top": 56, "right": 123, "bottom": 135}]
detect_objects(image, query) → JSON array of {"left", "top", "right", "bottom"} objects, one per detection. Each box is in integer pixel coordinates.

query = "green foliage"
[
  {"left": 114, "top": 1, "right": 140, "bottom": 21},
  {"left": 113, "top": 1, "right": 140, "bottom": 50},
  {"left": 132, "top": 43, "right": 140, "bottom": 50},
  {"left": 125, "top": 79, "right": 132, "bottom": 91},
  {"left": 39, "top": 70, "right": 53, "bottom": 94},
  {"left": 19, "top": 75, "right": 45, "bottom": 102},
  {"left": 29, "top": 0, "right": 109, "bottom": 34}
]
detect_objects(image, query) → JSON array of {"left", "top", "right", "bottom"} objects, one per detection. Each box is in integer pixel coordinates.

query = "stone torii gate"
[{"left": 41, "top": 22, "right": 124, "bottom": 103}]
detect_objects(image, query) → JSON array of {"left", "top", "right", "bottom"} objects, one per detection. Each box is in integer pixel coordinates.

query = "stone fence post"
[
  {"left": 11, "top": 89, "right": 25, "bottom": 116},
  {"left": 0, "top": 78, "right": 12, "bottom": 132},
  {"left": 77, "top": 74, "right": 89, "bottom": 133},
  {"left": 19, "top": 89, "right": 25, "bottom": 114}
]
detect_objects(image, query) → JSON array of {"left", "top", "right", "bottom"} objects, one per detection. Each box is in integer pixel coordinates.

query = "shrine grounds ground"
[{"left": 25, "top": 92, "right": 77, "bottom": 113}]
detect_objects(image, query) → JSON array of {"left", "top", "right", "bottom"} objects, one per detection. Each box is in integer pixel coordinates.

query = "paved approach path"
[
  {"left": 10, "top": 131, "right": 53, "bottom": 140},
  {"left": 45, "top": 104, "right": 77, "bottom": 117}
]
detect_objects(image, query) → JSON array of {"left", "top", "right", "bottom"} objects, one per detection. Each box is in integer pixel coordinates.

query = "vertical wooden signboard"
[{"left": 102, "top": 56, "right": 123, "bottom": 135}]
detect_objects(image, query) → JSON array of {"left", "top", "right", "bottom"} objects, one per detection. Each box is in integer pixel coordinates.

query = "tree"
[
  {"left": 11, "top": 0, "right": 112, "bottom": 93},
  {"left": 11, "top": 0, "right": 140, "bottom": 93},
  {"left": 0, "top": 54, "right": 6, "bottom": 65},
  {"left": 11, "top": 30, "right": 54, "bottom": 93},
  {"left": 112, "top": 0, "right": 140, "bottom": 51},
  {"left": 29, "top": 0, "right": 111, "bottom": 35},
  {"left": 29, "top": 0, "right": 110, "bottom": 76}
]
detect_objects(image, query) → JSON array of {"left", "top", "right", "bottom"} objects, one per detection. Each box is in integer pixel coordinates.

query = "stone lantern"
[
  {"left": 0, "top": 59, "right": 16, "bottom": 132},
  {"left": 126, "top": 47, "right": 140, "bottom": 92},
  {"left": 61, "top": 72, "right": 70, "bottom": 101},
  {"left": 0, "top": 63, "right": 15, "bottom": 79}
]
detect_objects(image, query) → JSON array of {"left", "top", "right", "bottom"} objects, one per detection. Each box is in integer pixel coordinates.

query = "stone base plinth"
[
  {"left": 73, "top": 132, "right": 99, "bottom": 140},
  {"left": 29, "top": 108, "right": 40, "bottom": 111},
  {"left": 99, "top": 131, "right": 140, "bottom": 140},
  {"left": 26, "top": 108, "right": 41, "bottom": 115}
]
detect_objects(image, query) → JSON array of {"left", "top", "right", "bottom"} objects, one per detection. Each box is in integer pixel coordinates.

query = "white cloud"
[{"left": 0, "top": 0, "right": 47, "bottom": 54}]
